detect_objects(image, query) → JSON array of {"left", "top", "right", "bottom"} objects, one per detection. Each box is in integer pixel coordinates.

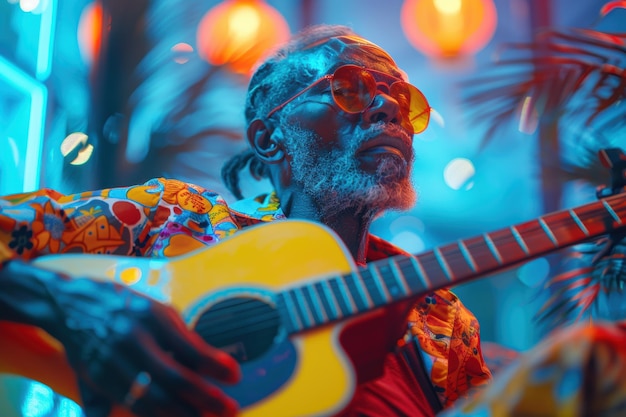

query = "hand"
[{"left": 0, "top": 260, "right": 241, "bottom": 417}]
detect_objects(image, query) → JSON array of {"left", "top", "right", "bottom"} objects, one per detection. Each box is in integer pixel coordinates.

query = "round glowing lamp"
[
  {"left": 197, "top": 0, "right": 290, "bottom": 74},
  {"left": 401, "top": 0, "right": 497, "bottom": 58}
]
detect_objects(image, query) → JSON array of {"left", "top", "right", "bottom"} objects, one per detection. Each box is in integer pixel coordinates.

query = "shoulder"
[{"left": 108, "top": 178, "right": 228, "bottom": 209}]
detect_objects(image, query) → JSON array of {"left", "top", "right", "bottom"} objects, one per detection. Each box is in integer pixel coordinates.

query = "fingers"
[
  {"left": 152, "top": 306, "right": 241, "bottom": 383},
  {"left": 168, "top": 362, "right": 239, "bottom": 417},
  {"left": 119, "top": 329, "right": 239, "bottom": 417},
  {"left": 60, "top": 286, "right": 242, "bottom": 417},
  {"left": 137, "top": 370, "right": 239, "bottom": 417},
  {"left": 131, "top": 378, "right": 237, "bottom": 417},
  {"left": 77, "top": 354, "right": 151, "bottom": 416}
]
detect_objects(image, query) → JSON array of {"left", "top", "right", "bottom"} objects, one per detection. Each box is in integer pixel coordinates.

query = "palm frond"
[
  {"left": 600, "top": 1, "right": 626, "bottom": 17},
  {"left": 536, "top": 237, "right": 626, "bottom": 327},
  {"left": 461, "top": 2, "right": 626, "bottom": 328},
  {"left": 461, "top": 15, "right": 626, "bottom": 151}
]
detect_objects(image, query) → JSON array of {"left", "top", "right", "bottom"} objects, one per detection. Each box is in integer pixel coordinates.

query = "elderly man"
[{"left": 0, "top": 24, "right": 490, "bottom": 417}]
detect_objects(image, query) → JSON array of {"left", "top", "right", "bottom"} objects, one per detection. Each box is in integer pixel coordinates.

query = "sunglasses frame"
[{"left": 265, "top": 64, "right": 430, "bottom": 133}]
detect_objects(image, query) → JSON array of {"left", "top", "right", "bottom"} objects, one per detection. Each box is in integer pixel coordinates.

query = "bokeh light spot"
[
  {"left": 516, "top": 257, "right": 550, "bottom": 288},
  {"left": 443, "top": 158, "right": 475, "bottom": 190},
  {"left": 391, "top": 231, "right": 426, "bottom": 254},
  {"left": 60, "top": 132, "right": 88, "bottom": 157},
  {"left": 70, "top": 144, "right": 94, "bottom": 165},
  {"left": 171, "top": 42, "right": 194, "bottom": 64},
  {"left": 19, "top": 0, "right": 40, "bottom": 13},
  {"left": 434, "top": 0, "right": 461, "bottom": 14}
]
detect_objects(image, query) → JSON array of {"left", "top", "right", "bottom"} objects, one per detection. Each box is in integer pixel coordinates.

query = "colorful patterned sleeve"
[
  {"left": 366, "top": 235, "right": 493, "bottom": 407},
  {"left": 407, "top": 290, "right": 492, "bottom": 408},
  {"left": 438, "top": 320, "right": 626, "bottom": 417},
  {"left": 0, "top": 178, "right": 241, "bottom": 265}
]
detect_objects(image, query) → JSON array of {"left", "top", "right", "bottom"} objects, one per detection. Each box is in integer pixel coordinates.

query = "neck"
[
  {"left": 323, "top": 210, "right": 374, "bottom": 265},
  {"left": 278, "top": 190, "right": 375, "bottom": 264}
]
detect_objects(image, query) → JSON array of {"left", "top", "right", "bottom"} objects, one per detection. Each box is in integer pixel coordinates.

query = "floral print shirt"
[{"left": 0, "top": 177, "right": 491, "bottom": 407}]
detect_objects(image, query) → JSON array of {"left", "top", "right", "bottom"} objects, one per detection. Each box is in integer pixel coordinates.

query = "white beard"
[{"left": 282, "top": 122, "right": 417, "bottom": 219}]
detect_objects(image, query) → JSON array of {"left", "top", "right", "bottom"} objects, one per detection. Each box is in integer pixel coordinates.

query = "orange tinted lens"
[
  {"left": 331, "top": 66, "right": 377, "bottom": 113},
  {"left": 390, "top": 82, "right": 430, "bottom": 134}
]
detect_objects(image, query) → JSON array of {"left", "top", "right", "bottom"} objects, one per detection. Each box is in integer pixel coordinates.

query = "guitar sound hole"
[{"left": 193, "top": 296, "right": 280, "bottom": 362}]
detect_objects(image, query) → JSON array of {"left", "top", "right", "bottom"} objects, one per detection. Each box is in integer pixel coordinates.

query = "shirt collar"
[{"left": 229, "top": 192, "right": 286, "bottom": 226}]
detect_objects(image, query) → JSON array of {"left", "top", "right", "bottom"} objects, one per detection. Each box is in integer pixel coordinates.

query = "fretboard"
[{"left": 276, "top": 192, "right": 626, "bottom": 333}]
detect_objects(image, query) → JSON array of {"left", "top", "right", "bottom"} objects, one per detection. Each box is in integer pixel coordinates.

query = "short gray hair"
[{"left": 244, "top": 24, "right": 359, "bottom": 125}]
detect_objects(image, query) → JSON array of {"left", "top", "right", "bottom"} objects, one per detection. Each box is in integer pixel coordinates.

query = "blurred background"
[{"left": 1, "top": 0, "right": 625, "bottom": 415}]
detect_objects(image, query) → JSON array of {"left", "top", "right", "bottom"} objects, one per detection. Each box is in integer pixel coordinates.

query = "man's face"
[{"left": 275, "top": 40, "right": 417, "bottom": 217}]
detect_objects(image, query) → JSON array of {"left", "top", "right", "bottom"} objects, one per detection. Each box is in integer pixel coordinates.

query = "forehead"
[{"left": 303, "top": 35, "right": 406, "bottom": 80}]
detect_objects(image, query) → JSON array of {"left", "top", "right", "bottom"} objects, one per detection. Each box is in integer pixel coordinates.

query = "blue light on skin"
[{"left": 0, "top": 55, "right": 48, "bottom": 192}]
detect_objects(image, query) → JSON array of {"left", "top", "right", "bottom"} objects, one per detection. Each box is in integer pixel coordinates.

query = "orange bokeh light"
[
  {"left": 196, "top": 0, "right": 290, "bottom": 74},
  {"left": 77, "top": 1, "right": 103, "bottom": 65},
  {"left": 401, "top": 0, "right": 497, "bottom": 58}
]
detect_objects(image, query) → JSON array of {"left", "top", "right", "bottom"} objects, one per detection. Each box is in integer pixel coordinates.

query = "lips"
[{"left": 357, "top": 134, "right": 412, "bottom": 162}]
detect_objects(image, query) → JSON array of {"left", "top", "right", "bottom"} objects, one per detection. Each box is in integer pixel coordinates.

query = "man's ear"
[{"left": 246, "top": 119, "right": 284, "bottom": 164}]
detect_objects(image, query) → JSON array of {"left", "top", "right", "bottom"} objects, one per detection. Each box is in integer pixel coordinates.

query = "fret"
[
  {"left": 275, "top": 291, "right": 302, "bottom": 332},
  {"left": 603, "top": 200, "right": 622, "bottom": 224},
  {"left": 388, "top": 258, "right": 410, "bottom": 297},
  {"left": 328, "top": 276, "right": 356, "bottom": 316},
  {"left": 344, "top": 272, "right": 372, "bottom": 311},
  {"left": 315, "top": 281, "right": 340, "bottom": 321},
  {"left": 302, "top": 283, "right": 326, "bottom": 324},
  {"left": 606, "top": 194, "right": 626, "bottom": 225},
  {"left": 572, "top": 201, "right": 613, "bottom": 236},
  {"left": 289, "top": 288, "right": 313, "bottom": 328},
  {"left": 543, "top": 210, "right": 588, "bottom": 244},
  {"left": 457, "top": 240, "right": 477, "bottom": 273},
  {"left": 409, "top": 256, "right": 431, "bottom": 288},
  {"left": 487, "top": 229, "right": 527, "bottom": 263},
  {"left": 414, "top": 251, "right": 452, "bottom": 290},
  {"left": 483, "top": 233, "right": 503, "bottom": 264},
  {"left": 323, "top": 280, "right": 343, "bottom": 319},
  {"left": 463, "top": 236, "right": 501, "bottom": 272},
  {"left": 516, "top": 220, "right": 558, "bottom": 254},
  {"left": 538, "top": 217, "right": 559, "bottom": 246},
  {"left": 376, "top": 259, "right": 407, "bottom": 301},
  {"left": 396, "top": 256, "right": 430, "bottom": 295},
  {"left": 372, "top": 264, "right": 394, "bottom": 302},
  {"left": 569, "top": 209, "right": 589, "bottom": 236},
  {"left": 360, "top": 266, "right": 387, "bottom": 306},
  {"left": 438, "top": 243, "right": 475, "bottom": 282},
  {"left": 510, "top": 226, "right": 530, "bottom": 255},
  {"left": 433, "top": 247, "right": 454, "bottom": 281}
]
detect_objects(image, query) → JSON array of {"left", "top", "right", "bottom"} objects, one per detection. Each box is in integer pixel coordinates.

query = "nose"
[{"left": 361, "top": 92, "right": 404, "bottom": 130}]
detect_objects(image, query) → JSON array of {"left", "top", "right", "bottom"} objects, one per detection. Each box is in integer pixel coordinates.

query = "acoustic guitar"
[{"left": 1, "top": 153, "right": 626, "bottom": 416}]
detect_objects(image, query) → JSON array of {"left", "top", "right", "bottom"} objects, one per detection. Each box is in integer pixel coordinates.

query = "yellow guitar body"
[{"left": 0, "top": 220, "right": 368, "bottom": 417}]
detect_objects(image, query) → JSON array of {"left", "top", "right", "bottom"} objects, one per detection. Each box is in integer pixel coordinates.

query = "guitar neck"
[{"left": 277, "top": 192, "right": 626, "bottom": 333}]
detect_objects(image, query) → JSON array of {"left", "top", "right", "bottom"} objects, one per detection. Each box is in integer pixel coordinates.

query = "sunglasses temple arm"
[{"left": 266, "top": 77, "right": 330, "bottom": 118}]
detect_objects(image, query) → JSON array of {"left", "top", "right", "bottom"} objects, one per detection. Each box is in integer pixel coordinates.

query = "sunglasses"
[{"left": 266, "top": 64, "right": 430, "bottom": 134}]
